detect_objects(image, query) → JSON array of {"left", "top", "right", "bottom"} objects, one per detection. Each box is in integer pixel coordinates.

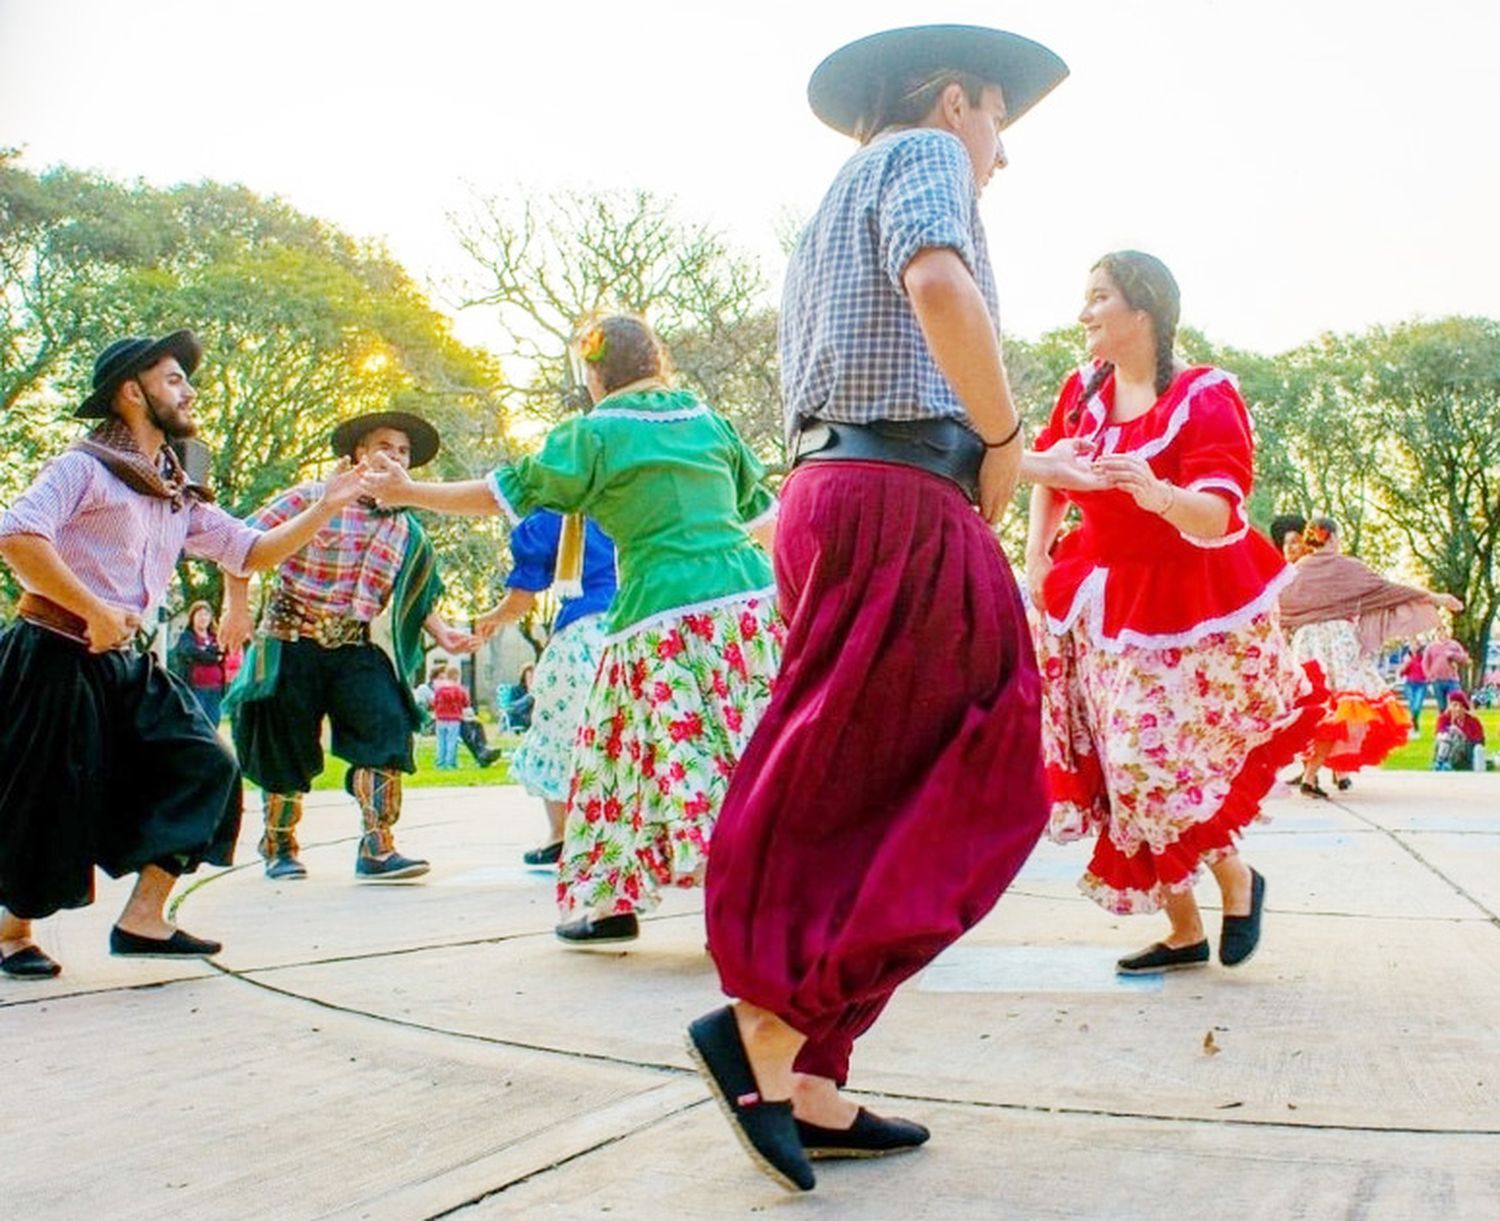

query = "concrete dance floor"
[{"left": 4, "top": 770, "right": 1497, "bottom": 1219}]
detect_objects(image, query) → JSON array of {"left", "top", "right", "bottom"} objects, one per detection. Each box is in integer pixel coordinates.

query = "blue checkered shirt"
[{"left": 779, "top": 128, "right": 1000, "bottom": 445}]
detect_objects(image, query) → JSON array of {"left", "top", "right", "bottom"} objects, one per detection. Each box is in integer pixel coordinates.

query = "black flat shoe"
[
  {"left": 1298, "top": 780, "right": 1329, "bottom": 799},
  {"left": 796, "top": 1108, "right": 930, "bottom": 1159},
  {"left": 109, "top": 926, "right": 222, "bottom": 958},
  {"left": 1116, "top": 940, "right": 1210, "bottom": 975},
  {"left": 1220, "top": 869, "right": 1266, "bottom": 967},
  {"left": 685, "top": 1007, "right": 815, "bottom": 1192},
  {"left": 0, "top": 945, "right": 62, "bottom": 979},
  {"left": 555, "top": 912, "right": 639, "bottom": 945},
  {"left": 522, "top": 841, "right": 564, "bottom": 867},
  {"left": 1334, "top": 776, "right": 1353, "bottom": 792}
]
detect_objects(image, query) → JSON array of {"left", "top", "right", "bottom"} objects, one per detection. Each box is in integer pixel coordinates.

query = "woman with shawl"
[{"left": 1280, "top": 516, "right": 1462, "bottom": 795}]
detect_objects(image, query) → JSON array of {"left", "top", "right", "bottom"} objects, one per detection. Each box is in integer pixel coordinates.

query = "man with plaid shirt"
[{"left": 222, "top": 410, "right": 476, "bottom": 882}]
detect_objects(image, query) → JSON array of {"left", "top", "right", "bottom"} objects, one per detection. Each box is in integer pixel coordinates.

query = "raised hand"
[
  {"left": 431, "top": 619, "right": 481, "bottom": 655},
  {"left": 320, "top": 457, "right": 366, "bottom": 510},
  {"left": 360, "top": 451, "right": 414, "bottom": 507}
]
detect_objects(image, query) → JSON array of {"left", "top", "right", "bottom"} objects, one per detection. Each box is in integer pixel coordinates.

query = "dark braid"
[{"left": 1068, "top": 361, "right": 1115, "bottom": 426}]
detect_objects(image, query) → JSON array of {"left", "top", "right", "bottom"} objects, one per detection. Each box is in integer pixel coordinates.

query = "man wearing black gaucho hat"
[
  {"left": 0, "top": 331, "right": 365, "bottom": 979},
  {"left": 690, "top": 25, "right": 1075, "bottom": 1191},
  {"left": 222, "top": 407, "right": 477, "bottom": 883}
]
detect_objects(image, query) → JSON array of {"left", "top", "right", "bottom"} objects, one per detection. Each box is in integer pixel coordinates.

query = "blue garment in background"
[{"left": 505, "top": 508, "right": 618, "bottom": 632}]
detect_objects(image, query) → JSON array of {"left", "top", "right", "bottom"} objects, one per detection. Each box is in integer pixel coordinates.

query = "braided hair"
[{"left": 1070, "top": 250, "right": 1182, "bottom": 424}]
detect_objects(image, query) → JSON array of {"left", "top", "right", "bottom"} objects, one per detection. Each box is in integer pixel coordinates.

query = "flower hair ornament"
[
  {"left": 578, "top": 325, "right": 608, "bottom": 364},
  {"left": 1303, "top": 522, "right": 1332, "bottom": 548}
]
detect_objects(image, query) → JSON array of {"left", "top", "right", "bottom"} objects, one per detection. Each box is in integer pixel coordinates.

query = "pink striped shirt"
[{"left": 0, "top": 451, "right": 258, "bottom": 615}]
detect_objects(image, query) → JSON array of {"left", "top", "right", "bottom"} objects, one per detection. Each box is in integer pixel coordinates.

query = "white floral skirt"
[
  {"left": 556, "top": 596, "right": 785, "bottom": 919},
  {"left": 508, "top": 614, "right": 607, "bottom": 803}
]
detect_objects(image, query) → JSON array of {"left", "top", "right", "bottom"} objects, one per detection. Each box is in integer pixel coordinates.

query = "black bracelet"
[{"left": 982, "top": 417, "right": 1023, "bottom": 449}]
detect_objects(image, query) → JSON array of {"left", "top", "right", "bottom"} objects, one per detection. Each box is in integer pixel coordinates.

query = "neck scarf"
[{"left": 69, "top": 416, "right": 214, "bottom": 511}]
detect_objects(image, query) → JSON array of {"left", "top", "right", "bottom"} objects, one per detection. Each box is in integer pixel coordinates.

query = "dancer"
[
  {"left": 472, "top": 508, "right": 617, "bottom": 865},
  {"left": 1268, "top": 512, "right": 1308, "bottom": 563},
  {"left": 223, "top": 410, "right": 478, "bottom": 882},
  {"left": 361, "top": 314, "right": 783, "bottom": 944},
  {"left": 1027, "top": 251, "right": 1327, "bottom": 977},
  {"left": 1280, "top": 515, "right": 1459, "bottom": 795},
  {"left": 0, "top": 330, "right": 363, "bottom": 978},
  {"left": 687, "top": 25, "right": 1073, "bottom": 1193}
]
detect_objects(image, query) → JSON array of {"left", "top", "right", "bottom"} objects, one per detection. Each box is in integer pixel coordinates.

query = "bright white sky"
[{"left": 3, "top": 0, "right": 1497, "bottom": 357}]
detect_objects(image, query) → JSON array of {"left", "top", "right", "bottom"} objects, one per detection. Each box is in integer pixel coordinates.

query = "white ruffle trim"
[
  {"left": 1076, "top": 366, "right": 1238, "bottom": 462},
  {"left": 594, "top": 405, "right": 709, "bottom": 423},
  {"left": 485, "top": 471, "right": 523, "bottom": 525},
  {"left": 601, "top": 585, "right": 778, "bottom": 646},
  {"left": 1043, "top": 563, "right": 1296, "bottom": 654},
  {"left": 1177, "top": 477, "right": 1249, "bottom": 549}
]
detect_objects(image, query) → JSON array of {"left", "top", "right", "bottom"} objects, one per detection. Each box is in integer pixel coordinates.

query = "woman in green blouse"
[{"left": 361, "top": 314, "right": 785, "bottom": 945}]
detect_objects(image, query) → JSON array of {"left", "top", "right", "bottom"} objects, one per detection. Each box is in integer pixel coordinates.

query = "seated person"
[
  {"left": 498, "top": 664, "right": 536, "bottom": 732},
  {"left": 1433, "top": 691, "right": 1486, "bottom": 771}
]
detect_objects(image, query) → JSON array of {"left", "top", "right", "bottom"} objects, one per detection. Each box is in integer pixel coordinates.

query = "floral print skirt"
[
  {"left": 1033, "top": 611, "right": 1326, "bottom": 915},
  {"left": 557, "top": 596, "right": 785, "bottom": 919},
  {"left": 1290, "top": 618, "right": 1412, "bottom": 771},
  {"left": 508, "top": 614, "right": 607, "bottom": 803}
]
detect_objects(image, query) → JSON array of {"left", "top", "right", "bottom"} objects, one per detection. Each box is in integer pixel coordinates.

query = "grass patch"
[
  {"left": 303, "top": 726, "right": 524, "bottom": 791},
  {"left": 1381, "top": 707, "right": 1497, "bottom": 772}
]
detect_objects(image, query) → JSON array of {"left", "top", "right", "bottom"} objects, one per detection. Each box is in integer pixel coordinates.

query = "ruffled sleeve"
[
  {"left": 489, "top": 418, "right": 602, "bottom": 524},
  {"left": 1033, "top": 372, "right": 1083, "bottom": 453},
  {"left": 1164, "top": 377, "right": 1254, "bottom": 547}
]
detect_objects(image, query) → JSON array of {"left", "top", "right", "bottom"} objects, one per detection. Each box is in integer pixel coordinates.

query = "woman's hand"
[
  {"left": 360, "top": 452, "right": 415, "bottom": 507},
  {"left": 1094, "top": 454, "right": 1173, "bottom": 514},
  {"left": 1435, "top": 593, "right": 1464, "bottom": 612}
]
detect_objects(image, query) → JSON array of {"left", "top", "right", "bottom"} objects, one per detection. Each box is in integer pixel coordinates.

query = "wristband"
[{"left": 982, "top": 417, "right": 1023, "bottom": 449}]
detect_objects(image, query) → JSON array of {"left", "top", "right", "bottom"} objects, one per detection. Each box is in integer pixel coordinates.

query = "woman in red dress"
[{"left": 1026, "top": 251, "right": 1326, "bottom": 974}]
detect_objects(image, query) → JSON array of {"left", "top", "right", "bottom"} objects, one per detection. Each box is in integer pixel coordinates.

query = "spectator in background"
[
  {"left": 1423, "top": 630, "right": 1471, "bottom": 710},
  {"left": 1397, "top": 647, "right": 1428, "bottom": 730},
  {"left": 498, "top": 664, "right": 535, "bottom": 732},
  {"left": 431, "top": 664, "right": 470, "bottom": 769},
  {"left": 171, "top": 599, "right": 227, "bottom": 723},
  {"left": 1433, "top": 690, "right": 1486, "bottom": 771}
]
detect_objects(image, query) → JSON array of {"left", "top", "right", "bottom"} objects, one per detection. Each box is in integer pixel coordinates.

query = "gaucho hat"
[
  {"left": 76, "top": 329, "right": 203, "bottom": 418},
  {"left": 330, "top": 410, "right": 441, "bottom": 469},
  {"left": 808, "top": 24, "right": 1068, "bottom": 137}
]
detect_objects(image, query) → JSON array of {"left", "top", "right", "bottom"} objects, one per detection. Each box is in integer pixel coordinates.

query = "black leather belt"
[{"left": 791, "top": 418, "right": 983, "bottom": 503}]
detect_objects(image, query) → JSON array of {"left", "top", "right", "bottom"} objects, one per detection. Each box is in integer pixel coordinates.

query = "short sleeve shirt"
[{"left": 778, "top": 128, "right": 999, "bottom": 444}]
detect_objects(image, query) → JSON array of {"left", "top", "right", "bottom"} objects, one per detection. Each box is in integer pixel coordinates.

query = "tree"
[
  {"left": 0, "top": 161, "right": 508, "bottom": 619},
  {"left": 451, "top": 188, "right": 784, "bottom": 469}
]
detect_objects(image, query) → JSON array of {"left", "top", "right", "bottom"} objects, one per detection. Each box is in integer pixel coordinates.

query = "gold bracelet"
[{"left": 1157, "top": 481, "right": 1176, "bottom": 515}]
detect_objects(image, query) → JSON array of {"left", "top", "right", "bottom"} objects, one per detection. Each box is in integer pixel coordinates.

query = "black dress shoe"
[
  {"left": 0, "top": 945, "right": 62, "bottom": 979},
  {"left": 522, "top": 841, "right": 564, "bottom": 867},
  {"left": 1220, "top": 869, "right": 1266, "bottom": 966},
  {"left": 685, "top": 1007, "right": 815, "bottom": 1192},
  {"left": 796, "top": 1108, "right": 930, "bottom": 1159},
  {"left": 1116, "top": 940, "right": 1210, "bottom": 975},
  {"left": 554, "top": 912, "right": 639, "bottom": 945},
  {"left": 109, "top": 926, "right": 222, "bottom": 958}
]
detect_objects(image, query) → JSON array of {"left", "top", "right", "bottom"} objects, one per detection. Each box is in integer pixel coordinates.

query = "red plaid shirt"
[{"left": 248, "top": 484, "right": 408, "bottom": 622}]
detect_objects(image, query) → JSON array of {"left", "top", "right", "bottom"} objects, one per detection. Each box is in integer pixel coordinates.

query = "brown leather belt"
[{"left": 17, "top": 592, "right": 95, "bottom": 646}]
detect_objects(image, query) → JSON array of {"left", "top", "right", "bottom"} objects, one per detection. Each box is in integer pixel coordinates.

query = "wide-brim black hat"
[
  {"left": 76, "top": 329, "right": 203, "bottom": 418},
  {"left": 330, "top": 410, "right": 440, "bottom": 469},
  {"left": 808, "top": 24, "right": 1068, "bottom": 137}
]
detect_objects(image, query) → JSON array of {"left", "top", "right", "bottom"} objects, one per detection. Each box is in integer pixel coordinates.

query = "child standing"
[{"left": 431, "top": 665, "right": 470, "bottom": 769}]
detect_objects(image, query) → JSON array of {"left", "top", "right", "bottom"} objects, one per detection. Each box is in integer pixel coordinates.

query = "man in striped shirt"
[{"left": 0, "top": 331, "right": 364, "bottom": 979}]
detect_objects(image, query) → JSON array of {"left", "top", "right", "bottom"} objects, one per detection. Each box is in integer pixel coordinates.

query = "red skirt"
[{"left": 705, "top": 462, "right": 1047, "bottom": 1084}]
